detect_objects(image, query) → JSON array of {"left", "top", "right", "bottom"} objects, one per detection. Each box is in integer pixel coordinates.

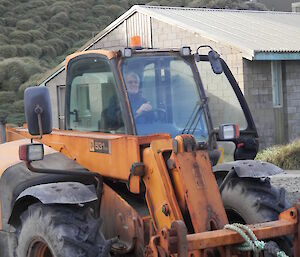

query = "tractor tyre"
[
  {"left": 219, "top": 176, "right": 293, "bottom": 256},
  {"left": 15, "top": 203, "right": 109, "bottom": 257}
]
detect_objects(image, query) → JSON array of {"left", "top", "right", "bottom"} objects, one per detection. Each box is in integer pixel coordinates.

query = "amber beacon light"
[{"left": 130, "top": 35, "right": 141, "bottom": 48}]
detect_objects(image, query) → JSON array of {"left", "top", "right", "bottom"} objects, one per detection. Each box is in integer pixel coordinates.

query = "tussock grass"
[{"left": 256, "top": 139, "right": 300, "bottom": 169}]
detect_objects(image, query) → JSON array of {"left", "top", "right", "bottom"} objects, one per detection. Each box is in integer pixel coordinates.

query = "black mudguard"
[
  {"left": 0, "top": 152, "right": 96, "bottom": 231},
  {"left": 16, "top": 182, "right": 97, "bottom": 205},
  {"left": 213, "top": 160, "right": 283, "bottom": 178}
]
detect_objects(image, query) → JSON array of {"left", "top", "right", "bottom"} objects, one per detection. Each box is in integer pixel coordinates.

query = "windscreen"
[{"left": 121, "top": 54, "right": 208, "bottom": 141}]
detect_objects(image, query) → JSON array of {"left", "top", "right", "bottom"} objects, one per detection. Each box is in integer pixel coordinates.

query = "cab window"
[
  {"left": 197, "top": 61, "right": 247, "bottom": 130},
  {"left": 67, "top": 57, "right": 125, "bottom": 133},
  {"left": 197, "top": 60, "right": 248, "bottom": 162}
]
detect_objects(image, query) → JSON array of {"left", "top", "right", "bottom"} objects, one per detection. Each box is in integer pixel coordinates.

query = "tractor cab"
[{"left": 65, "top": 46, "right": 258, "bottom": 162}]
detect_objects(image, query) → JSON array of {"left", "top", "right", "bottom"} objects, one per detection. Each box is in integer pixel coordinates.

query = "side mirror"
[
  {"left": 24, "top": 86, "right": 52, "bottom": 136},
  {"left": 218, "top": 124, "right": 239, "bottom": 140},
  {"left": 208, "top": 50, "right": 223, "bottom": 74}
]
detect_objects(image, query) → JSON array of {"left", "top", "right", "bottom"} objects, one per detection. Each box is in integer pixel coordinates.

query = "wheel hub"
[{"left": 27, "top": 238, "right": 53, "bottom": 257}]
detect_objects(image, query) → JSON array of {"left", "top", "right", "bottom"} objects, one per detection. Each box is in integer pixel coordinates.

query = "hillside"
[
  {"left": 259, "top": 0, "right": 298, "bottom": 11},
  {"left": 0, "top": 0, "right": 267, "bottom": 125}
]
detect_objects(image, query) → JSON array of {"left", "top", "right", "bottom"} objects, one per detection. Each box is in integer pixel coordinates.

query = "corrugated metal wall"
[{"left": 126, "top": 12, "right": 152, "bottom": 48}]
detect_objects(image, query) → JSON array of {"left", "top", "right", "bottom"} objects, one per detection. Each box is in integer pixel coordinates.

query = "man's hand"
[{"left": 136, "top": 102, "right": 152, "bottom": 116}]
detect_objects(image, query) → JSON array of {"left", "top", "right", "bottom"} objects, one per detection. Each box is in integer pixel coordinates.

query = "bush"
[
  {"left": 29, "top": 30, "right": 45, "bottom": 41},
  {"left": 18, "top": 73, "right": 43, "bottom": 98},
  {"left": 0, "top": 104, "right": 12, "bottom": 121},
  {"left": 256, "top": 139, "right": 300, "bottom": 169},
  {"left": 49, "top": 2, "right": 71, "bottom": 14},
  {"left": 0, "top": 45, "right": 18, "bottom": 58},
  {"left": 23, "top": 58, "right": 44, "bottom": 77},
  {"left": 63, "top": 30, "right": 79, "bottom": 42},
  {"left": 21, "top": 44, "right": 43, "bottom": 58},
  {"left": 92, "top": 5, "right": 110, "bottom": 15},
  {"left": 72, "top": 1, "right": 90, "bottom": 9},
  {"left": 12, "top": 100, "right": 24, "bottom": 113},
  {"left": 47, "top": 22, "right": 64, "bottom": 31},
  {"left": 0, "top": 4, "right": 5, "bottom": 15},
  {"left": 16, "top": 19, "right": 36, "bottom": 31},
  {"left": 0, "top": 60, "right": 24, "bottom": 90},
  {"left": 40, "top": 56, "right": 57, "bottom": 68},
  {"left": 48, "top": 38, "right": 68, "bottom": 55},
  {"left": 75, "top": 22, "right": 98, "bottom": 31},
  {"left": 0, "top": 26, "right": 8, "bottom": 35},
  {"left": 59, "top": 35, "right": 74, "bottom": 47},
  {"left": 34, "top": 39, "right": 47, "bottom": 47},
  {"left": 4, "top": 17, "right": 17, "bottom": 27},
  {"left": 9, "top": 30, "right": 32, "bottom": 43},
  {"left": 0, "top": 34, "right": 9, "bottom": 44},
  {"left": 0, "top": 57, "right": 43, "bottom": 91},
  {"left": 6, "top": 112, "right": 25, "bottom": 126},
  {"left": 50, "top": 12, "right": 69, "bottom": 26},
  {"left": 69, "top": 8, "right": 86, "bottom": 22},
  {"left": 26, "top": 0, "right": 47, "bottom": 8},
  {"left": 109, "top": 5, "right": 126, "bottom": 18},
  {"left": 0, "top": 91, "right": 16, "bottom": 103},
  {"left": 7, "top": 76, "right": 23, "bottom": 92},
  {"left": 41, "top": 45, "right": 57, "bottom": 59}
]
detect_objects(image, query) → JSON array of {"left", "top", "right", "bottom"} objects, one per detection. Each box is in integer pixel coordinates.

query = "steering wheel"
[
  {"left": 135, "top": 110, "right": 154, "bottom": 124},
  {"left": 135, "top": 108, "right": 167, "bottom": 123},
  {"left": 152, "top": 108, "right": 167, "bottom": 122}
]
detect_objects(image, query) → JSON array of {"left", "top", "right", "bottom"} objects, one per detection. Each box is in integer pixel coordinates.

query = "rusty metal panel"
[
  {"left": 100, "top": 183, "right": 142, "bottom": 254},
  {"left": 174, "top": 150, "right": 228, "bottom": 233},
  {"left": 142, "top": 139, "right": 183, "bottom": 231},
  {"left": 126, "top": 12, "right": 152, "bottom": 48}
]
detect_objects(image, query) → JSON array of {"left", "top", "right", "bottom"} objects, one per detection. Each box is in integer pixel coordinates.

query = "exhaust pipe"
[{"left": 0, "top": 121, "right": 6, "bottom": 143}]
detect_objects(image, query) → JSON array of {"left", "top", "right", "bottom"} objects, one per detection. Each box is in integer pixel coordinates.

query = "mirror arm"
[
  {"left": 196, "top": 45, "right": 214, "bottom": 54},
  {"left": 208, "top": 129, "right": 217, "bottom": 151},
  {"left": 37, "top": 113, "right": 43, "bottom": 139},
  {"left": 34, "top": 104, "right": 43, "bottom": 139}
]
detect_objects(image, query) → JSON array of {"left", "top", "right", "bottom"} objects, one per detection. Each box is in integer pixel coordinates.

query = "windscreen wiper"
[{"left": 181, "top": 98, "right": 207, "bottom": 135}]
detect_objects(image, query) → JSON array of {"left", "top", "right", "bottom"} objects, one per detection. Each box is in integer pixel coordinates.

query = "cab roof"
[{"left": 65, "top": 50, "right": 118, "bottom": 70}]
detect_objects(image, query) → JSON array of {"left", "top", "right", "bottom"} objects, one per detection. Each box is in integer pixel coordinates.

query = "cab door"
[{"left": 197, "top": 56, "right": 258, "bottom": 161}]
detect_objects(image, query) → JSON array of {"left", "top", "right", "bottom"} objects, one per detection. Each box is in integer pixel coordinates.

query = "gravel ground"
[{"left": 270, "top": 170, "right": 300, "bottom": 204}]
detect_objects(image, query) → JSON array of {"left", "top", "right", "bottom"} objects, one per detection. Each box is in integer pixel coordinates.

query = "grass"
[{"left": 256, "top": 139, "right": 300, "bottom": 169}]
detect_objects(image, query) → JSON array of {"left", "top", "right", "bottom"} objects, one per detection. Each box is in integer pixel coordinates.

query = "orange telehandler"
[{"left": 0, "top": 42, "right": 299, "bottom": 257}]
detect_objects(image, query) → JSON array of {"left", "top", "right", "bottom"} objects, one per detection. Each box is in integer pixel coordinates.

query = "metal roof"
[
  {"left": 40, "top": 5, "right": 300, "bottom": 85},
  {"left": 134, "top": 5, "right": 300, "bottom": 60}
]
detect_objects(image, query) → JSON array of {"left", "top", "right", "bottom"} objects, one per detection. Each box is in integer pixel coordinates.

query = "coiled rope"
[{"left": 224, "top": 223, "right": 288, "bottom": 257}]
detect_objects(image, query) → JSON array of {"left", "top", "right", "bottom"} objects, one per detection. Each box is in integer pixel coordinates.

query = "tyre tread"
[
  {"left": 15, "top": 203, "right": 107, "bottom": 257},
  {"left": 219, "top": 175, "right": 293, "bottom": 256}
]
